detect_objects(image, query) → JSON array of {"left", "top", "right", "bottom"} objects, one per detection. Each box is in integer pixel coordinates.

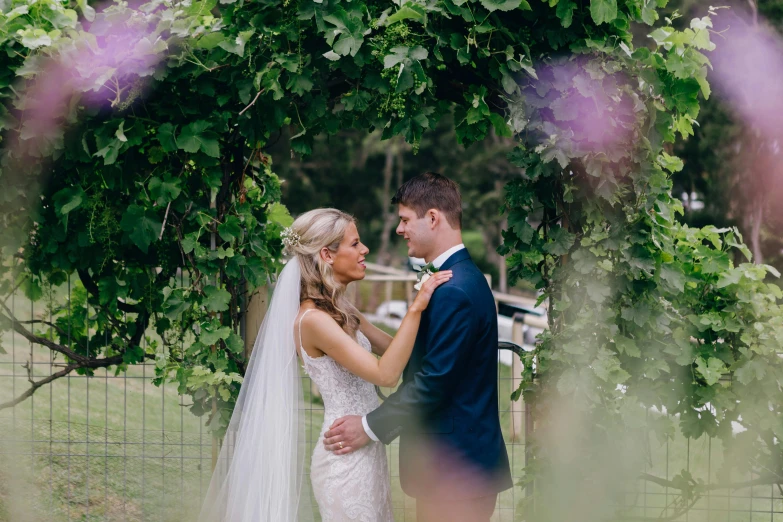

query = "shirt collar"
[{"left": 431, "top": 244, "right": 466, "bottom": 269}]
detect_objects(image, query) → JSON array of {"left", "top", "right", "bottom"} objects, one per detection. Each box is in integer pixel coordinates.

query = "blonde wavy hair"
[{"left": 286, "top": 208, "right": 361, "bottom": 336}]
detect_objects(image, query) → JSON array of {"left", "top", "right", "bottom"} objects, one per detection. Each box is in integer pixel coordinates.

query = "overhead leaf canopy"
[{"left": 2, "top": 0, "right": 783, "bottom": 512}]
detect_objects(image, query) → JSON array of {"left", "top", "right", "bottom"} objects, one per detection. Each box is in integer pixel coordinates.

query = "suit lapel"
[{"left": 403, "top": 249, "right": 471, "bottom": 383}]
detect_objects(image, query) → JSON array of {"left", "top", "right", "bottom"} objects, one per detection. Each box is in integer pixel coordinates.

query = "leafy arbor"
[{"left": 2, "top": 0, "right": 783, "bottom": 516}]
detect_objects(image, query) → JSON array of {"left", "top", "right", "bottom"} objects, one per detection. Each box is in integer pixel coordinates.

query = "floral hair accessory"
[{"left": 281, "top": 227, "right": 301, "bottom": 252}]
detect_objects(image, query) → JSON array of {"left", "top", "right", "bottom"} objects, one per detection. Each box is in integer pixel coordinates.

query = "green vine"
[{"left": 2, "top": 0, "right": 783, "bottom": 515}]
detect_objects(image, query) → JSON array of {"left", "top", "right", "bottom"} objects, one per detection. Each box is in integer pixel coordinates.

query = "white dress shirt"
[{"left": 361, "top": 244, "right": 466, "bottom": 442}]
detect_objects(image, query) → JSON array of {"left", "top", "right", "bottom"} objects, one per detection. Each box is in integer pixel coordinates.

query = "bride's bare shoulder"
[
  {"left": 297, "top": 304, "right": 336, "bottom": 331},
  {"left": 297, "top": 306, "right": 349, "bottom": 357}
]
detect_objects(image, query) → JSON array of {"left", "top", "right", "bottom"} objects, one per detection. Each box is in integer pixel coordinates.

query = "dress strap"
[{"left": 298, "top": 308, "right": 316, "bottom": 352}]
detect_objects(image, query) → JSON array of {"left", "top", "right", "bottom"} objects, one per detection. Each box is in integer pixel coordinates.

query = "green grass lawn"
[
  {"left": 0, "top": 290, "right": 212, "bottom": 522},
  {"left": 1, "top": 293, "right": 780, "bottom": 522},
  {"left": 0, "top": 319, "right": 525, "bottom": 522},
  {"left": 0, "top": 344, "right": 212, "bottom": 521}
]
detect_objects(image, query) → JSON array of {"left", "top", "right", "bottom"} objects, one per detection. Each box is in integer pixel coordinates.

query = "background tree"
[
  {"left": 671, "top": 0, "right": 783, "bottom": 271},
  {"left": 273, "top": 117, "right": 518, "bottom": 290},
  {"left": 2, "top": 0, "right": 783, "bottom": 518}
]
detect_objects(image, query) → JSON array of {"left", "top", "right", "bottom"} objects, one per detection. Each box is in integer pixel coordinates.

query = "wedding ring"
[{"left": 339, "top": 441, "right": 344, "bottom": 449}]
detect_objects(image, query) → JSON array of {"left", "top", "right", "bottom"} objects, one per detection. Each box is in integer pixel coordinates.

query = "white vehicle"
[
  {"left": 367, "top": 299, "right": 546, "bottom": 366},
  {"left": 496, "top": 302, "right": 546, "bottom": 366},
  {"left": 365, "top": 300, "right": 408, "bottom": 330}
]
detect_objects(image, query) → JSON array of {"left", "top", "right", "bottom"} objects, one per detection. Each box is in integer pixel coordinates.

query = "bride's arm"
[
  {"left": 302, "top": 272, "right": 452, "bottom": 387},
  {"left": 358, "top": 314, "right": 393, "bottom": 356}
]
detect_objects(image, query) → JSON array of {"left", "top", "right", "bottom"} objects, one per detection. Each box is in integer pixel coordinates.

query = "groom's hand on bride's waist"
[{"left": 324, "top": 415, "right": 370, "bottom": 455}]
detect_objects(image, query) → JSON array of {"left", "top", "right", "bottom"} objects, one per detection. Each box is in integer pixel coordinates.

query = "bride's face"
[{"left": 328, "top": 222, "right": 369, "bottom": 285}]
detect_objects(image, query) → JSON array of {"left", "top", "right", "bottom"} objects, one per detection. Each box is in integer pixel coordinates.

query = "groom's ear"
[{"left": 426, "top": 209, "right": 440, "bottom": 229}]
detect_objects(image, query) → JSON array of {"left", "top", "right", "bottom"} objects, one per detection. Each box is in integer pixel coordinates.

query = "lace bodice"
[
  {"left": 297, "top": 309, "right": 393, "bottom": 522},
  {"left": 298, "top": 310, "right": 380, "bottom": 423}
]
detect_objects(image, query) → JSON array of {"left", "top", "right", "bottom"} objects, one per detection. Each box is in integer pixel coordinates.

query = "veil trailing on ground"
[{"left": 198, "top": 257, "right": 314, "bottom": 522}]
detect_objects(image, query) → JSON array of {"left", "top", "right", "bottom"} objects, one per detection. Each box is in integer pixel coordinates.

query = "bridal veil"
[{"left": 198, "top": 257, "right": 314, "bottom": 522}]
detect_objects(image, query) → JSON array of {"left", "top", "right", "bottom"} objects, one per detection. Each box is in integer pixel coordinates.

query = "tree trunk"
[
  {"left": 367, "top": 139, "right": 401, "bottom": 312},
  {"left": 748, "top": 0, "right": 758, "bottom": 25},
  {"left": 395, "top": 139, "right": 404, "bottom": 188},
  {"left": 750, "top": 201, "right": 764, "bottom": 264},
  {"left": 480, "top": 180, "right": 508, "bottom": 292},
  {"left": 746, "top": 0, "right": 763, "bottom": 266},
  {"left": 376, "top": 142, "right": 397, "bottom": 266},
  {"left": 498, "top": 215, "right": 508, "bottom": 293}
]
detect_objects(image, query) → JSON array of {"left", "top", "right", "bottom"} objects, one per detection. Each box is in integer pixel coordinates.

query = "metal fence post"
[
  {"left": 511, "top": 313, "right": 525, "bottom": 442},
  {"left": 524, "top": 389, "right": 534, "bottom": 508}
]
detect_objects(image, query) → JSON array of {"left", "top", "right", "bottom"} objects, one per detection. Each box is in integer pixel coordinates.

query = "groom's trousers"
[{"left": 416, "top": 494, "right": 497, "bottom": 522}]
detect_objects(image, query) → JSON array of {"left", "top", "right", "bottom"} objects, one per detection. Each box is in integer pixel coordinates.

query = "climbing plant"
[
  {"left": 0, "top": 0, "right": 292, "bottom": 429},
  {"left": 2, "top": 0, "right": 783, "bottom": 514},
  {"left": 498, "top": 10, "right": 783, "bottom": 518}
]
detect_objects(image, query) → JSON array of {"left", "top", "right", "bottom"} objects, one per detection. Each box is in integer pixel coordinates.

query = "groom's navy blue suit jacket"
[{"left": 366, "top": 249, "right": 512, "bottom": 499}]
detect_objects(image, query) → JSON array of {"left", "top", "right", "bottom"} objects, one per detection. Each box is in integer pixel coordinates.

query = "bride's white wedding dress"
[{"left": 298, "top": 309, "right": 394, "bottom": 522}]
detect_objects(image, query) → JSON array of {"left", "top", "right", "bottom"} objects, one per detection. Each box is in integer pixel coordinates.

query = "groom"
[{"left": 325, "top": 172, "right": 512, "bottom": 521}]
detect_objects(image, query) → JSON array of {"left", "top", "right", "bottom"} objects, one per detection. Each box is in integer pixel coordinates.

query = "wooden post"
[
  {"left": 243, "top": 287, "right": 269, "bottom": 358},
  {"left": 521, "top": 315, "right": 544, "bottom": 506},
  {"left": 352, "top": 280, "right": 362, "bottom": 310},
  {"left": 484, "top": 273, "right": 492, "bottom": 289},
  {"left": 525, "top": 391, "right": 534, "bottom": 503},
  {"left": 510, "top": 316, "right": 524, "bottom": 442},
  {"left": 405, "top": 280, "right": 413, "bottom": 307},
  {"left": 253, "top": 281, "right": 322, "bottom": 400},
  {"left": 245, "top": 283, "right": 323, "bottom": 399},
  {"left": 384, "top": 281, "right": 393, "bottom": 317},
  {"left": 210, "top": 193, "right": 219, "bottom": 472}
]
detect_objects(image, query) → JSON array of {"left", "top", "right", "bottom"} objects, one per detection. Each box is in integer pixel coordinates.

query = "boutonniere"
[{"left": 414, "top": 263, "right": 439, "bottom": 291}]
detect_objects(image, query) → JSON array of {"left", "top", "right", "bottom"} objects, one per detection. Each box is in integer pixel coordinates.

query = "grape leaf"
[
  {"left": 53, "top": 186, "right": 85, "bottom": 217},
  {"left": 157, "top": 123, "right": 178, "bottom": 152},
  {"left": 178, "top": 121, "right": 221, "bottom": 157},
  {"left": 203, "top": 286, "right": 231, "bottom": 313},
  {"left": 590, "top": 0, "right": 617, "bottom": 24},
  {"left": 479, "top": 0, "right": 531, "bottom": 12},
  {"left": 696, "top": 356, "right": 726, "bottom": 386},
  {"left": 120, "top": 205, "right": 161, "bottom": 254},
  {"left": 508, "top": 210, "right": 535, "bottom": 244},
  {"left": 385, "top": 4, "right": 426, "bottom": 25},
  {"left": 218, "top": 216, "right": 243, "bottom": 243},
  {"left": 543, "top": 226, "right": 575, "bottom": 256},
  {"left": 149, "top": 177, "right": 182, "bottom": 205},
  {"left": 225, "top": 332, "right": 244, "bottom": 354}
]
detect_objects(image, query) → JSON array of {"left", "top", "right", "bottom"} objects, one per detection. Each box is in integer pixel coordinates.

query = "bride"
[{"left": 198, "top": 208, "right": 451, "bottom": 522}]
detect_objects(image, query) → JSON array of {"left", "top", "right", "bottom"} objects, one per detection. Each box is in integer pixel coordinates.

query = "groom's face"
[{"left": 396, "top": 204, "right": 433, "bottom": 259}]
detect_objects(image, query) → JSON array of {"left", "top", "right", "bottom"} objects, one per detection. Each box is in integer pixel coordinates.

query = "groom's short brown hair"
[{"left": 392, "top": 172, "right": 462, "bottom": 229}]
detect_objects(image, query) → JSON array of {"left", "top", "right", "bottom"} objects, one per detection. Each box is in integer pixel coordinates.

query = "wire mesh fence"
[
  {"left": 0, "top": 305, "right": 211, "bottom": 522},
  {"left": 0, "top": 280, "right": 190, "bottom": 521},
  {"left": 2, "top": 281, "right": 781, "bottom": 521}
]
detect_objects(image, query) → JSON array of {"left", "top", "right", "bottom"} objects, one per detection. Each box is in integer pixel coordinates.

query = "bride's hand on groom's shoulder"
[{"left": 410, "top": 271, "right": 452, "bottom": 314}]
